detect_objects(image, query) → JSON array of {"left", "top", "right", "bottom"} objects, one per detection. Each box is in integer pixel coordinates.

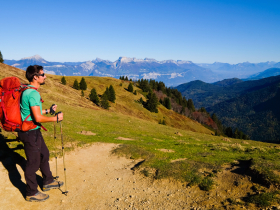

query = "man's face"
[{"left": 36, "top": 70, "right": 47, "bottom": 85}]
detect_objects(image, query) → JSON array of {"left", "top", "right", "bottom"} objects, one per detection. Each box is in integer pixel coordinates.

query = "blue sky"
[{"left": 1, "top": 0, "right": 280, "bottom": 63}]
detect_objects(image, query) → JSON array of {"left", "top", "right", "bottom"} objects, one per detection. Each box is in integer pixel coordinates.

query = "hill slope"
[{"left": 2, "top": 63, "right": 280, "bottom": 209}]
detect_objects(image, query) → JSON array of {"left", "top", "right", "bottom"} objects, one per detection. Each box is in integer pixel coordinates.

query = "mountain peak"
[{"left": 21, "top": 55, "right": 45, "bottom": 61}]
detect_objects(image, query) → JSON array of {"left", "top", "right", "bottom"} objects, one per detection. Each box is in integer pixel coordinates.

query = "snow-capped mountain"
[
  {"left": 5, "top": 55, "right": 219, "bottom": 86},
  {"left": 5, "top": 55, "right": 279, "bottom": 86}
]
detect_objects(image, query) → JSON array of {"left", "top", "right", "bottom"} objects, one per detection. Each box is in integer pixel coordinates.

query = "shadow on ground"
[{"left": 0, "top": 132, "right": 43, "bottom": 198}]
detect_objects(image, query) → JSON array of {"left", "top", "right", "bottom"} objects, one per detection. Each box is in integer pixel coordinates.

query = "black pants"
[{"left": 18, "top": 129, "right": 54, "bottom": 196}]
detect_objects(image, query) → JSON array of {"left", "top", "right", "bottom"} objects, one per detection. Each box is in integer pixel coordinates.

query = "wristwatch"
[{"left": 45, "top": 109, "right": 49, "bottom": 114}]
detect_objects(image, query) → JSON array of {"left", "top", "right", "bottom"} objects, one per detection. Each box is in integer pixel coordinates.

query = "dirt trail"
[{"left": 0, "top": 143, "right": 257, "bottom": 210}]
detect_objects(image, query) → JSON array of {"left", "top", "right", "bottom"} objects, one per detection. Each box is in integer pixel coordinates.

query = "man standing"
[{"left": 18, "top": 65, "right": 64, "bottom": 202}]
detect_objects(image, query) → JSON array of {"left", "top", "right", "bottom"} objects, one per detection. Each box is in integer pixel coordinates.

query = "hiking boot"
[
  {"left": 43, "top": 180, "right": 64, "bottom": 191},
  {"left": 26, "top": 191, "right": 49, "bottom": 202}
]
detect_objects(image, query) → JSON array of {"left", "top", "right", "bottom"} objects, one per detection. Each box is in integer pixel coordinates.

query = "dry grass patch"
[
  {"left": 115, "top": 137, "right": 135, "bottom": 141},
  {"left": 156, "top": 149, "right": 175, "bottom": 153}
]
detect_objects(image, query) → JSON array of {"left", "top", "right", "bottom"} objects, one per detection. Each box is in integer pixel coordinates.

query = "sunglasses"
[{"left": 37, "top": 73, "right": 45, "bottom": 77}]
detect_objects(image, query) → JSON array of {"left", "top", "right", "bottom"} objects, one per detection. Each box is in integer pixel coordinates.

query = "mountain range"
[
  {"left": 175, "top": 76, "right": 280, "bottom": 141},
  {"left": 5, "top": 55, "right": 280, "bottom": 87}
]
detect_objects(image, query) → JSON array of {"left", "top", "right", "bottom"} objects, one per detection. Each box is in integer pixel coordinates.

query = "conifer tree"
[
  {"left": 81, "top": 90, "right": 84, "bottom": 97},
  {"left": 61, "top": 76, "right": 66, "bottom": 85},
  {"left": 162, "top": 120, "right": 166, "bottom": 125},
  {"left": 101, "top": 94, "right": 110, "bottom": 109},
  {"left": 89, "top": 88, "right": 100, "bottom": 105},
  {"left": 73, "top": 79, "right": 80, "bottom": 90},
  {"left": 125, "top": 76, "right": 128, "bottom": 81},
  {"left": 187, "top": 99, "right": 195, "bottom": 112},
  {"left": 133, "top": 90, "right": 137, "bottom": 95},
  {"left": 79, "top": 77, "right": 87, "bottom": 90},
  {"left": 164, "top": 97, "right": 171, "bottom": 110},
  {"left": 145, "top": 92, "right": 158, "bottom": 113},
  {"left": 0, "top": 51, "right": 4, "bottom": 63},
  {"left": 159, "top": 98, "right": 163, "bottom": 104},
  {"left": 108, "top": 85, "right": 116, "bottom": 103},
  {"left": 104, "top": 87, "right": 110, "bottom": 98},
  {"left": 139, "top": 97, "right": 144, "bottom": 104},
  {"left": 128, "top": 83, "right": 133, "bottom": 92}
]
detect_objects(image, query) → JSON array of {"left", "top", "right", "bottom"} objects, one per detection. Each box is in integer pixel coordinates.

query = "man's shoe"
[
  {"left": 43, "top": 180, "right": 64, "bottom": 191},
  {"left": 26, "top": 191, "right": 49, "bottom": 202}
]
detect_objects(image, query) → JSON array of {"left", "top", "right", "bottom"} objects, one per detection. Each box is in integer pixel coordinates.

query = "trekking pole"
[
  {"left": 53, "top": 122, "right": 59, "bottom": 180},
  {"left": 51, "top": 105, "right": 59, "bottom": 180},
  {"left": 60, "top": 120, "right": 68, "bottom": 195}
]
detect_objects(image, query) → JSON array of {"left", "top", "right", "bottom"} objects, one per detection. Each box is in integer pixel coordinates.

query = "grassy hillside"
[{"left": 2, "top": 63, "right": 280, "bottom": 208}]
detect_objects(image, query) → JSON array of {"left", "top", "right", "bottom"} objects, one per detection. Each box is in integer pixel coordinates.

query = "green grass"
[{"left": 245, "top": 191, "right": 280, "bottom": 207}]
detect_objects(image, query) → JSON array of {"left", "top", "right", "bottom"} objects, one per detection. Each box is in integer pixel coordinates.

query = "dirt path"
[{"left": 0, "top": 143, "right": 257, "bottom": 210}]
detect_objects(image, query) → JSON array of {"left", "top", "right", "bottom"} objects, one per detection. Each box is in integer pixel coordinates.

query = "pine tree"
[
  {"left": 61, "top": 76, "right": 66, "bottom": 85},
  {"left": 133, "top": 90, "right": 137, "bottom": 95},
  {"left": 139, "top": 97, "right": 144, "bottom": 104},
  {"left": 164, "top": 97, "right": 171, "bottom": 109},
  {"left": 187, "top": 99, "right": 195, "bottom": 112},
  {"left": 0, "top": 51, "right": 4, "bottom": 63},
  {"left": 89, "top": 88, "right": 100, "bottom": 105},
  {"left": 162, "top": 120, "right": 166, "bottom": 125},
  {"left": 101, "top": 94, "right": 110, "bottom": 109},
  {"left": 73, "top": 79, "right": 80, "bottom": 90},
  {"left": 225, "top": 127, "right": 233, "bottom": 137},
  {"left": 79, "top": 77, "right": 87, "bottom": 90},
  {"left": 108, "top": 85, "right": 116, "bottom": 103},
  {"left": 145, "top": 92, "right": 158, "bottom": 113},
  {"left": 128, "top": 83, "right": 133, "bottom": 92},
  {"left": 104, "top": 87, "right": 110, "bottom": 98},
  {"left": 81, "top": 90, "right": 84, "bottom": 97},
  {"left": 125, "top": 76, "right": 128, "bottom": 81}
]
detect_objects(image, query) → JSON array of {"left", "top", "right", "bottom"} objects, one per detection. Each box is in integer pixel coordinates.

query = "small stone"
[{"left": 84, "top": 180, "right": 86, "bottom": 182}]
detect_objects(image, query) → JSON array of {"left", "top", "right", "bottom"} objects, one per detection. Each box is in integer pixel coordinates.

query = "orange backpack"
[{"left": 0, "top": 77, "right": 46, "bottom": 132}]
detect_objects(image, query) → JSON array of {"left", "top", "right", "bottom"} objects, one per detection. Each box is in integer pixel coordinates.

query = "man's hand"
[
  {"left": 50, "top": 104, "right": 57, "bottom": 115},
  {"left": 55, "top": 112, "right": 64, "bottom": 122}
]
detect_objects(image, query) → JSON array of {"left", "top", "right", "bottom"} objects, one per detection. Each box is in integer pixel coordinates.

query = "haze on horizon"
[{"left": 1, "top": 0, "right": 280, "bottom": 64}]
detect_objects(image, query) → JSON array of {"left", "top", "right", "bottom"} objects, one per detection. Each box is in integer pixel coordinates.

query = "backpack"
[{"left": 0, "top": 77, "right": 46, "bottom": 132}]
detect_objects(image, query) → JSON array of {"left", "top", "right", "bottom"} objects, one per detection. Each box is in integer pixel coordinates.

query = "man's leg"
[
  {"left": 37, "top": 131, "right": 53, "bottom": 185},
  {"left": 18, "top": 130, "right": 41, "bottom": 196}
]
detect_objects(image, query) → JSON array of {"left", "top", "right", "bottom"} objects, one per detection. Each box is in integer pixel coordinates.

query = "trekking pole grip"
[{"left": 55, "top": 111, "right": 62, "bottom": 123}]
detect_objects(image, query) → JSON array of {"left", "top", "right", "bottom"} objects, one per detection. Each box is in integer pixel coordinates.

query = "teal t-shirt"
[{"left": 20, "top": 85, "right": 42, "bottom": 130}]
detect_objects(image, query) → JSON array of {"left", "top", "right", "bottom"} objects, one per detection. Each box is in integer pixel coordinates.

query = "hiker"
[{"left": 17, "top": 65, "right": 64, "bottom": 202}]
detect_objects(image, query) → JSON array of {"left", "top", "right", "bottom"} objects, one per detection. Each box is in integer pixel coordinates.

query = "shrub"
[
  {"left": 128, "top": 83, "right": 133, "bottom": 92},
  {"left": 61, "top": 76, "right": 66, "bottom": 85}
]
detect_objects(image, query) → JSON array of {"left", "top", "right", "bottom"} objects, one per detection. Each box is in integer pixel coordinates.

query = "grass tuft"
[{"left": 245, "top": 191, "right": 280, "bottom": 207}]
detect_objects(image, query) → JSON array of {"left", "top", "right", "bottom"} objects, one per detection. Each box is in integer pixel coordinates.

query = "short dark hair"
[{"left": 26, "top": 65, "right": 43, "bottom": 82}]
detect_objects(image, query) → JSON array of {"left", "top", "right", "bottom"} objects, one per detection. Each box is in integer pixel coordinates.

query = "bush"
[
  {"left": 128, "top": 83, "right": 133, "bottom": 92},
  {"left": 199, "top": 177, "right": 214, "bottom": 191},
  {"left": 61, "top": 76, "right": 66, "bottom": 85}
]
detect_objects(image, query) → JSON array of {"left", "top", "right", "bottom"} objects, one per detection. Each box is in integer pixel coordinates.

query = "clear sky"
[{"left": 1, "top": 0, "right": 280, "bottom": 64}]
